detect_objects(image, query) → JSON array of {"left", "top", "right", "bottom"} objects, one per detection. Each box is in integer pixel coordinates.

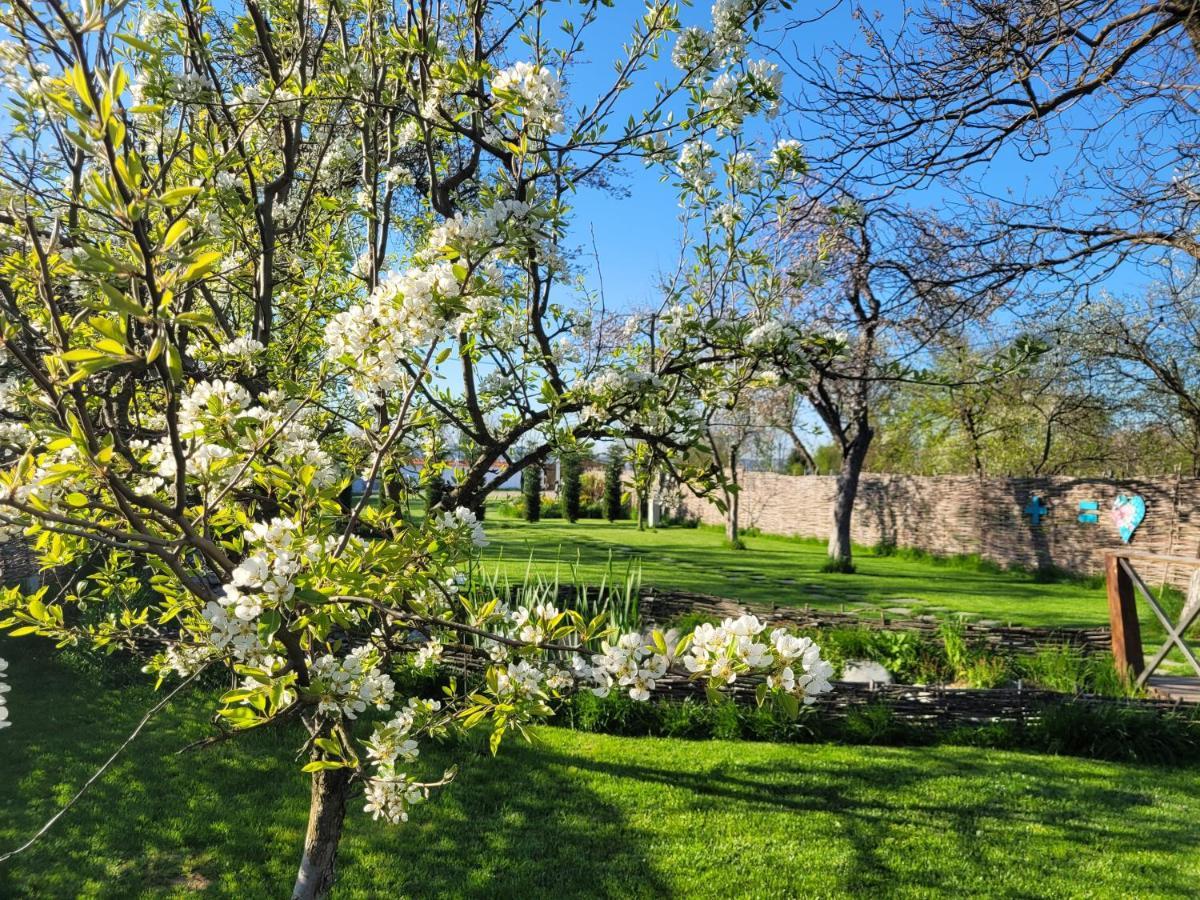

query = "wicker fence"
[{"left": 639, "top": 591, "right": 1112, "bottom": 655}]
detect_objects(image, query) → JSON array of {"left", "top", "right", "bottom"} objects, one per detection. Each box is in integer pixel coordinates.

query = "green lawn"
[
  {"left": 476, "top": 513, "right": 1113, "bottom": 629},
  {"left": 4, "top": 644, "right": 1199, "bottom": 898}
]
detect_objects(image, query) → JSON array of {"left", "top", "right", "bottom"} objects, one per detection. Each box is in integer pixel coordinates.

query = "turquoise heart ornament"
[{"left": 1110, "top": 494, "right": 1146, "bottom": 544}]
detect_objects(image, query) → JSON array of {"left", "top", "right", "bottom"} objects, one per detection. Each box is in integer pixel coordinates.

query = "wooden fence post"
[{"left": 1105, "top": 553, "right": 1144, "bottom": 679}]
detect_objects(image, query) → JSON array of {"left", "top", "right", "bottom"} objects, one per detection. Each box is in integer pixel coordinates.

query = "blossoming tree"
[{"left": 0, "top": 0, "right": 832, "bottom": 896}]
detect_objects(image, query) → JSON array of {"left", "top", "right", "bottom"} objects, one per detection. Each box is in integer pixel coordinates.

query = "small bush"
[
  {"left": 1016, "top": 645, "right": 1132, "bottom": 698},
  {"left": 560, "top": 685, "right": 1200, "bottom": 764},
  {"left": 521, "top": 466, "right": 541, "bottom": 522},
  {"left": 1031, "top": 703, "right": 1200, "bottom": 764},
  {"left": 603, "top": 452, "right": 624, "bottom": 521},
  {"left": 560, "top": 452, "right": 582, "bottom": 523},
  {"left": 959, "top": 655, "right": 1010, "bottom": 689}
]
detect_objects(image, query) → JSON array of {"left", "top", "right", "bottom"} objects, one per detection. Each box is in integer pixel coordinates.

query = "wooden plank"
[
  {"left": 1103, "top": 550, "right": 1200, "bottom": 568},
  {"left": 1106, "top": 554, "right": 1145, "bottom": 678},
  {"left": 1146, "top": 676, "right": 1200, "bottom": 704}
]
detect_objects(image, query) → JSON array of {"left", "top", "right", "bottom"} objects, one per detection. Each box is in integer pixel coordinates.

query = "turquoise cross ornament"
[{"left": 1023, "top": 495, "right": 1048, "bottom": 525}]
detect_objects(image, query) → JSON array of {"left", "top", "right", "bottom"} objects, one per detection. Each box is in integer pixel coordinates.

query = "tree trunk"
[
  {"left": 725, "top": 488, "right": 739, "bottom": 544},
  {"left": 292, "top": 766, "right": 352, "bottom": 900},
  {"left": 725, "top": 448, "right": 740, "bottom": 545},
  {"left": 827, "top": 426, "right": 872, "bottom": 571}
]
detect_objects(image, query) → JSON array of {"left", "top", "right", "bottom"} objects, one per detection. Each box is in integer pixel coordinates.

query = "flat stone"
[
  {"left": 884, "top": 607, "right": 913, "bottom": 616},
  {"left": 841, "top": 659, "right": 893, "bottom": 684}
]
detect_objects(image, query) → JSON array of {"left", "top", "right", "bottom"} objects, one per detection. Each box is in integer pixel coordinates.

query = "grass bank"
[{"left": 2, "top": 644, "right": 1198, "bottom": 898}]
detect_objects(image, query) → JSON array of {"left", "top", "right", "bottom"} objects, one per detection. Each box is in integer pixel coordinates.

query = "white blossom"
[{"left": 491, "top": 62, "right": 565, "bottom": 136}]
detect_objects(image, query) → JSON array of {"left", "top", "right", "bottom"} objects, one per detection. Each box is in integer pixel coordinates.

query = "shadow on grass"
[
  {"left": 542, "top": 743, "right": 1199, "bottom": 897},
  {"left": 0, "top": 645, "right": 668, "bottom": 899}
]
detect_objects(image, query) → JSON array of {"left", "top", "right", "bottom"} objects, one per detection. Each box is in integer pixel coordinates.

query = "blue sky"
[{"left": 560, "top": 1, "right": 1162, "bottom": 315}]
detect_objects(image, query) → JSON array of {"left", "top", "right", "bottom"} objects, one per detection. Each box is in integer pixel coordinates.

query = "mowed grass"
[
  {"left": 476, "top": 512, "right": 1113, "bottom": 628},
  {"left": 4, "top": 644, "right": 1200, "bottom": 898}
]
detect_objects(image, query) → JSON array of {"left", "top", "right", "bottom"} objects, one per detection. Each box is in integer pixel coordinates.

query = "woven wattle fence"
[
  {"left": 638, "top": 590, "right": 1112, "bottom": 656},
  {"left": 650, "top": 674, "right": 1192, "bottom": 725}
]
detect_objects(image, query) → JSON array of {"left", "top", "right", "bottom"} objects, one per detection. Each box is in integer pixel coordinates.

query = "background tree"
[
  {"left": 521, "top": 464, "right": 542, "bottom": 523},
  {"left": 1085, "top": 268, "right": 1200, "bottom": 475},
  {"left": 768, "top": 197, "right": 1006, "bottom": 572},
  {"left": 560, "top": 451, "right": 582, "bottom": 523},
  {"left": 603, "top": 451, "right": 625, "bottom": 522},
  {"left": 802, "top": 0, "right": 1200, "bottom": 295}
]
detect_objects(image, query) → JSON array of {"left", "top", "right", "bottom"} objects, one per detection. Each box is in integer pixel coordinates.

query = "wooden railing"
[{"left": 1105, "top": 551, "right": 1200, "bottom": 688}]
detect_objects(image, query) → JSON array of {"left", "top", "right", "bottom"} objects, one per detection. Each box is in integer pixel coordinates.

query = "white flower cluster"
[
  {"left": 433, "top": 506, "right": 488, "bottom": 548},
  {"left": 746, "top": 319, "right": 787, "bottom": 347},
  {"left": 311, "top": 646, "right": 397, "bottom": 719},
  {"left": 0, "top": 420, "right": 31, "bottom": 451},
  {"left": 363, "top": 770, "right": 427, "bottom": 824},
  {"left": 365, "top": 697, "right": 440, "bottom": 768},
  {"left": 142, "top": 380, "right": 337, "bottom": 497},
  {"left": 220, "top": 336, "right": 265, "bottom": 365},
  {"left": 324, "top": 262, "right": 463, "bottom": 399},
  {"left": 581, "top": 369, "right": 662, "bottom": 422},
  {"left": 678, "top": 140, "right": 717, "bottom": 193},
  {"left": 0, "top": 656, "right": 9, "bottom": 730},
  {"left": 362, "top": 698, "right": 448, "bottom": 823},
  {"left": 704, "top": 60, "right": 782, "bottom": 133},
  {"left": 585, "top": 632, "right": 672, "bottom": 701},
  {"left": 683, "top": 615, "right": 834, "bottom": 703},
  {"left": 511, "top": 601, "right": 560, "bottom": 645},
  {"left": 491, "top": 61, "right": 565, "bottom": 137},
  {"left": 0, "top": 377, "right": 24, "bottom": 409},
  {"left": 178, "top": 379, "right": 252, "bottom": 435},
  {"left": 711, "top": 0, "right": 758, "bottom": 61},
  {"left": 1, "top": 445, "right": 79, "bottom": 541},
  {"left": 421, "top": 198, "right": 532, "bottom": 262},
  {"left": 770, "top": 138, "right": 804, "bottom": 173},
  {"left": 203, "top": 518, "right": 328, "bottom": 660},
  {"left": 672, "top": 26, "right": 715, "bottom": 73}
]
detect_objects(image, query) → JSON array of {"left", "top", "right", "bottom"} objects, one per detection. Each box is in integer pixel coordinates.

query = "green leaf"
[
  {"left": 162, "top": 219, "right": 190, "bottom": 251},
  {"left": 180, "top": 251, "right": 222, "bottom": 283},
  {"left": 159, "top": 186, "right": 201, "bottom": 206},
  {"left": 301, "top": 760, "right": 347, "bottom": 773},
  {"left": 165, "top": 345, "right": 183, "bottom": 385},
  {"left": 60, "top": 348, "right": 105, "bottom": 362},
  {"left": 116, "top": 32, "right": 157, "bottom": 53}
]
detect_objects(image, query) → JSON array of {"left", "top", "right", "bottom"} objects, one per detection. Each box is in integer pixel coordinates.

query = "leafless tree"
[
  {"left": 775, "top": 194, "right": 1010, "bottom": 569},
  {"left": 797, "top": 1, "right": 1200, "bottom": 284}
]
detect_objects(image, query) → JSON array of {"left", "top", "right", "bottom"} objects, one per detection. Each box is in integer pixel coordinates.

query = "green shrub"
[
  {"left": 1030, "top": 703, "right": 1200, "bottom": 764},
  {"left": 521, "top": 465, "right": 541, "bottom": 522},
  {"left": 1016, "top": 645, "right": 1133, "bottom": 698},
  {"left": 560, "top": 452, "right": 582, "bottom": 523},
  {"left": 959, "top": 655, "right": 1010, "bottom": 689},
  {"left": 561, "top": 687, "right": 1200, "bottom": 765},
  {"left": 603, "top": 452, "right": 624, "bottom": 521},
  {"left": 424, "top": 474, "right": 449, "bottom": 512}
]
